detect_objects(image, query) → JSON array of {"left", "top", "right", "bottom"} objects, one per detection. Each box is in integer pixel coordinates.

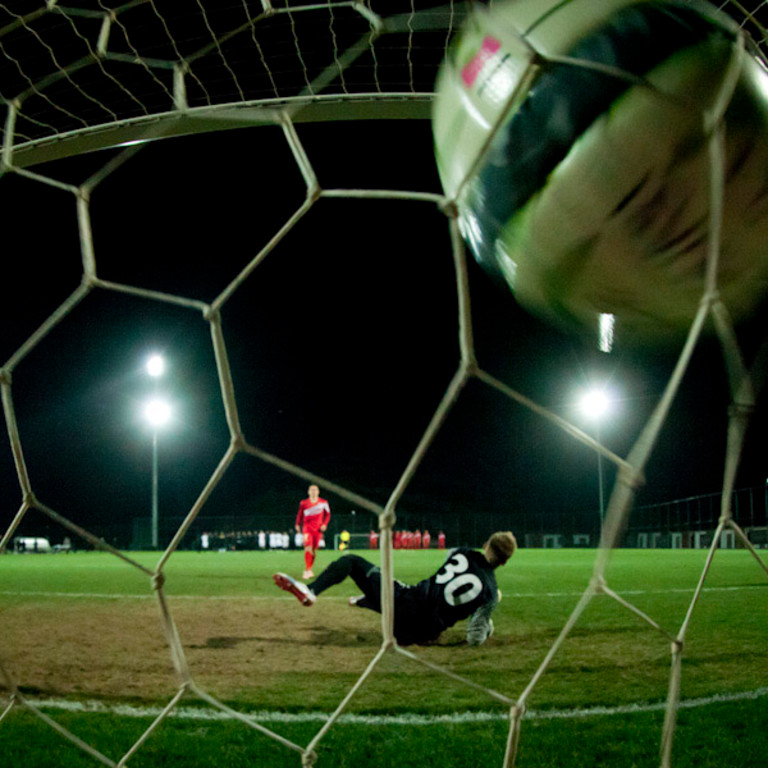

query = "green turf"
[
  {"left": 4, "top": 698, "right": 767, "bottom": 768},
  {"left": 1, "top": 547, "right": 767, "bottom": 767}
]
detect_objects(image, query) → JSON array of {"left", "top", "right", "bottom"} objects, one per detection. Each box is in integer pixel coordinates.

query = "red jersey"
[{"left": 296, "top": 497, "right": 331, "bottom": 532}]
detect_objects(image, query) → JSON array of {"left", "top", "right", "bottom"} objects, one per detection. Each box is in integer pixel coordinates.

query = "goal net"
[{"left": 1, "top": 2, "right": 767, "bottom": 767}]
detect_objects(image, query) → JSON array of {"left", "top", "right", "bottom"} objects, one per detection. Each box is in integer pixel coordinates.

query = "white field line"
[
  {"left": 0, "top": 584, "right": 765, "bottom": 600},
  {"left": 20, "top": 687, "right": 768, "bottom": 726}
]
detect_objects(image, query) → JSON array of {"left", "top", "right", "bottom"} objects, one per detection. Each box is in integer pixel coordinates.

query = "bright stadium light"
[
  {"left": 146, "top": 353, "right": 165, "bottom": 378},
  {"left": 144, "top": 398, "right": 171, "bottom": 427},
  {"left": 579, "top": 387, "right": 611, "bottom": 422}
]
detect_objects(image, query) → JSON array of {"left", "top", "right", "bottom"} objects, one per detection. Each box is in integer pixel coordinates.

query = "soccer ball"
[
  {"left": 340, "top": 530, "right": 351, "bottom": 543},
  {"left": 432, "top": 0, "right": 768, "bottom": 347}
]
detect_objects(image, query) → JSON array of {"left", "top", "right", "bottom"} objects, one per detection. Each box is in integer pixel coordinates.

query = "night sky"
[{"left": 1, "top": 117, "right": 766, "bottom": 547}]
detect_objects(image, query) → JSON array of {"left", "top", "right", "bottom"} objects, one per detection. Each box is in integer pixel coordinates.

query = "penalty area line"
[
  {"left": 1, "top": 584, "right": 765, "bottom": 601},
  {"left": 25, "top": 687, "right": 768, "bottom": 726}
]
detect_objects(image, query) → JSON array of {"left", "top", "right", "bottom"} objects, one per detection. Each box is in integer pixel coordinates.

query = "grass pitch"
[{"left": 1, "top": 547, "right": 766, "bottom": 767}]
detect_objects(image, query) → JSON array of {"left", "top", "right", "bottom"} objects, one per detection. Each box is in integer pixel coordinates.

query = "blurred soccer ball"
[{"left": 433, "top": 0, "right": 768, "bottom": 347}]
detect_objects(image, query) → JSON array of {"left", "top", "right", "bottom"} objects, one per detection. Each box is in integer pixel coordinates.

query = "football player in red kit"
[{"left": 296, "top": 484, "right": 331, "bottom": 579}]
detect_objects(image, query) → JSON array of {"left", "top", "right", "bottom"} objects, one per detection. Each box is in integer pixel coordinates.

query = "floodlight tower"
[
  {"left": 579, "top": 387, "right": 613, "bottom": 530},
  {"left": 145, "top": 355, "right": 170, "bottom": 549}
]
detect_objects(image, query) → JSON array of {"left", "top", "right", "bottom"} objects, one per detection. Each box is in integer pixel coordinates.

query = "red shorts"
[{"left": 302, "top": 528, "right": 322, "bottom": 551}]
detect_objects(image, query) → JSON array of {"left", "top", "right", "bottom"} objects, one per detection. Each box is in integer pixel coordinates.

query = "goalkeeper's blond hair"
[{"left": 484, "top": 531, "right": 517, "bottom": 568}]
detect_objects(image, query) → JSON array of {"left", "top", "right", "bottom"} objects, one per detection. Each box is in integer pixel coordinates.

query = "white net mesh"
[{"left": 2, "top": 2, "right": 768, "bottom": 767}]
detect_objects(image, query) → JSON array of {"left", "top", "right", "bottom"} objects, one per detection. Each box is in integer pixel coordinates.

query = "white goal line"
[{"left": 21, "top": 687, "right": 768, "bottom": 727}]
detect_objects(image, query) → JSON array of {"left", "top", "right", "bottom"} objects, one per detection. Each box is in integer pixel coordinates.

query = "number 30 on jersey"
[{"left": 435, "top": 553, "right": 483, "bottom": 606}]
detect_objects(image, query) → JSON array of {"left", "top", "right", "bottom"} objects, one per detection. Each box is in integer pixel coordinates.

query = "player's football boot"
[
  {"left": 274, "top": 572, "right": 316, "bottom": 606},
  {"left": 302, "top": 570, "right": 314, "bottom": 580}
]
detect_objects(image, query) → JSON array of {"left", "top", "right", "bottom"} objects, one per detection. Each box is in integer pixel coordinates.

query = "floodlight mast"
[
  {"left": 144, "top": 354, "right": 170, "bottom": 550},
  {"left": 579, "top": 387, "right": 614, "bottom": 531}
]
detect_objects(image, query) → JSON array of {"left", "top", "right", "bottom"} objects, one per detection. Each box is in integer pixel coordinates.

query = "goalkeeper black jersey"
[{"left": 394, "top": 547, "right": 498, "bottom": 645}]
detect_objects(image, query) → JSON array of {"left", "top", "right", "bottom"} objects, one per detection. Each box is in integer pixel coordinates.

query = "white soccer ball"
[{"left": 433, "top": 0, "right": 768, "bottom": 347}]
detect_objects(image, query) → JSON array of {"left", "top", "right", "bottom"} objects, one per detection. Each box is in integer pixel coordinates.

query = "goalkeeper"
[{"left": 273, "top": 531, "right": 516, "bottom": 646}]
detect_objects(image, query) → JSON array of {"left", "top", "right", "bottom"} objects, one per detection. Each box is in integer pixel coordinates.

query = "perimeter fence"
[{"left": 11, "top": 486, "right": 765, "bottom": 552}]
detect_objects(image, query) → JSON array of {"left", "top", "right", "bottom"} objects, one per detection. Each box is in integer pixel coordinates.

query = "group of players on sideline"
[
  {"left": 274, "top": 485, "right": 516, "bottom": 647},
  {"left": 197, "top": 528, "right": 448, "bottom": 552}
]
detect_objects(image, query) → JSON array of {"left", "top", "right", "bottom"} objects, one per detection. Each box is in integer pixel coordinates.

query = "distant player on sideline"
[
  {"left": 274, "top": 531, "right": 516, "bottom": 646},
  {"left": 295, "top": 484, "right": 331, "bottom": 579}
]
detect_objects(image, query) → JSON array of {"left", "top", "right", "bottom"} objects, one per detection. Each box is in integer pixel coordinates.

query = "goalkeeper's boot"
[
  {"left": 348, "top": 595, "right": 369, "bottom": 608},
  {"left": 273, "top": 572, "right": 316, "bottom": 606}
]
